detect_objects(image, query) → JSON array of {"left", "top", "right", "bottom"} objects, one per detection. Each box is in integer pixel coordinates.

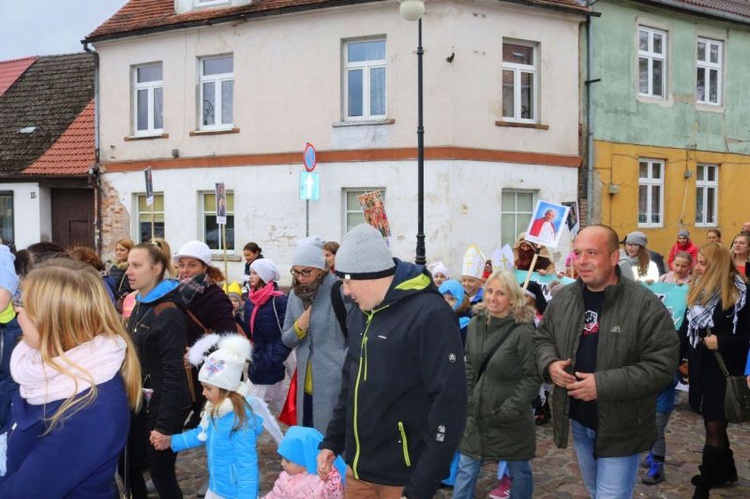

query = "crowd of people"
[{"left": 0, "top": 221, "right": 748, "bottom": 499}]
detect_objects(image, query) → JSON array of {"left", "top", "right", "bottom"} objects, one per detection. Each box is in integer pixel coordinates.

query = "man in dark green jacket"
[
  {"left": 535, "top": 225, "right": 679, "bottom": 498},
  {"left": 318, "top": 224, "right": 467, "bottom": 499}
]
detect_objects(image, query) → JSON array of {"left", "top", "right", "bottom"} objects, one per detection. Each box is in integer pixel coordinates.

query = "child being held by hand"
[{"left": 263, "top": 426, "right": 344, "bottom": 499}]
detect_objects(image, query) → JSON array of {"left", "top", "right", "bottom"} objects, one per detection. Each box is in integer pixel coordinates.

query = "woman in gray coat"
[
  {"left": 452, "top": 270, "right": 539, "bottom": 499},
  {"left": 281, "top": 237, "right": 347, "bottom": 435}
]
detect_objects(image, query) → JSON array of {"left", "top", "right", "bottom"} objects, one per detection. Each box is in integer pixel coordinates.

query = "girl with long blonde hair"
[
  {"left": 0, "top": 259, "right": 140, "bottom": 497},
  {"left": 681, "top": 243, "right": 749, "bottom": 498}
]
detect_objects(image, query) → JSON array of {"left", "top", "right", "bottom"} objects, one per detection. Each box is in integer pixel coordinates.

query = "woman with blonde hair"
[
  {"left": 619, "top": 231, "right": 660, "bottom": 282},
  {"left": 680, "top": 243, "right": 749, "bottom": 498},
  {"left": 730, "top": 232, "right": 750, "bottom": 278},
  {"left": 0, "top": 260, "right": 141, "bottom": 497},
  {"left": 108, "top": 238, "right": 134, "bottom": 307},
  {"left": 452, "top": 270, "right": 539, "bottom": 499}
]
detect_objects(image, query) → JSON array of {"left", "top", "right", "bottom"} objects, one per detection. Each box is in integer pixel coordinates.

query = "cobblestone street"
[{"left": 166, "top": 393, "right": 750, "bottom": 498}]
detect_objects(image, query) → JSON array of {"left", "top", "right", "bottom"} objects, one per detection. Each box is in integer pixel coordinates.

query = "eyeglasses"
[
  {"left": 11, "top": 294, "right": 23, "bottom": 309},
  {"left": 290, "top": 268, "right": 314, "bottom": 278}
]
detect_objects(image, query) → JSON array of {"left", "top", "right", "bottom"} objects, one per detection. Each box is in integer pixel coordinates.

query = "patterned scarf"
[
  {"left": 177, "top": 272, "right": 211, "bottom": 306},
  {"left": 687, "top": 275, "right": 747, "bottom": 348},
  {"left": 292, "top": 273, "right": 325, "bottom": 309}
]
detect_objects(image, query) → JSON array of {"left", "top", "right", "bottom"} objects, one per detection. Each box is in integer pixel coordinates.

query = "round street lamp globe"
[{"left": 399, "top": 0, "right": 425, "bottom": 21}]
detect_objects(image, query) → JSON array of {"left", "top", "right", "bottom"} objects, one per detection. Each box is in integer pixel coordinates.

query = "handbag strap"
[
  {"left": 476, "top": 323, "right": 519, "bottom": 382},
  {"left": 713, "top": 350, "right": 731, "bottom": 378}
]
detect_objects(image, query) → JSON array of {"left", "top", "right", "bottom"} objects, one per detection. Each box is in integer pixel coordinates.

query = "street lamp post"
[{"left": 400, "top": 0, "right": 426, "bottom": 265}]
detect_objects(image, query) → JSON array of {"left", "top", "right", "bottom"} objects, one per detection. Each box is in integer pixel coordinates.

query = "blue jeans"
[
  {"left": 571, "top": 420, "right": 639, "bottom": 498},
  {"left": 452, "top": 452, "right": 533, "bottom": 499}
]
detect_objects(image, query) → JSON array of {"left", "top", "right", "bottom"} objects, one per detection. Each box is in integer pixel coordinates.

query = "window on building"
[
  {"left": 0, "top": 191, "right": 13, "bottom": 244},
  {"left": 696, "top": 38, "right": 722, "bottom": 105},
  {"left": 695, "top": 164, "right": 718, "bottom": 226},
  {"left": 137, "top": 193, "right": 164, "bottom": 243},
  {"left": 202, "top": 191, "right": 234, "bottom": 250},
  {"left": 344, "top": 188, "right": 386, "bottom": 234},
  {"left": 501, "top": 190, "right": 536, "bottom": 246},
  {"left": 133, "top": 63, "right": 163, "bottom": 135},
  {"left": 638, "top": 27, "right": 666, "bottom": 98},
  {"left": 344, "top": 39, "right": 386, "bottom": 120},
  {"left": 200, "top": 55, "right": 234, "bottom": 129},
  {"left": 638, "top": 159, "right": 664, "bottom": 227},
  {"left": 502, "top": 41, "right": 538, "bottom": 122}
]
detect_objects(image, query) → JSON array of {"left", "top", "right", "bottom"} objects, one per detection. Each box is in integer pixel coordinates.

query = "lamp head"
[{"left": 399, "top": 0, "right": 425, "bottom": 21}]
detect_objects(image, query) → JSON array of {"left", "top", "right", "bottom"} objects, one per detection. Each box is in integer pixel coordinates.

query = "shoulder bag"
[{"left": 713, "top": 350, "right": 750, "bottom": 424}]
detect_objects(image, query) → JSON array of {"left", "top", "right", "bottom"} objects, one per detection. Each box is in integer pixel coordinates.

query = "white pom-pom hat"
[{"left": 189, "top": 333, "right": 252, "bottom": 392}]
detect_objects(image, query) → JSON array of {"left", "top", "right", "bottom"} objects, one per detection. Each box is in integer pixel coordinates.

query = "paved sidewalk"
[{"left": 168, "top": 395, "right": 750, "bottom": 497}]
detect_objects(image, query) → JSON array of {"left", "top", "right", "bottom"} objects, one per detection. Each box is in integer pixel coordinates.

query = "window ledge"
[
  {"left": 210, "top": 253, "right": 242, "bottom": 262},
  {"left": 696, "top": 102, "right": 724, "bottom": 113},
  {"left": 189, "top": 127, "right": 240, "bottom": 136},
  {"left": 332, "top": 119, "right": 395, "bottom": 128},
  {"left": 495, "top": 121, "right": 549, "bottom": 130},
  {"left": 124, "top": 133, "right": 169, "bottom": 141}
]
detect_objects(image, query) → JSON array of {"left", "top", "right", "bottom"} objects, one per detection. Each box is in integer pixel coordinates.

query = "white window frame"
[
  {"left": 196, "top": 0, "right": 228, "bottom": 5},
  {"left": 135, "top": 193, "right": 165, "bottom": 243},
  {"left": 133, "top": 63, "right": 163, "bottom": 136},
  {"left": 199, "top": 55, "right": 234, "bottom": 131},
  {"left": 201, "top": 191, "right": 235, "bottom": 251},
  {"left": 638, "top": 158, "right": 664, "bottom": 228},
  {"left": 343, "top": 39, "right": 387, "bottom": 121},
  {"left": 501, "top": 40, "right": 539, "bottom": 123},
  {"left": 696, "top": 38, "right": 723, "bottom": 106},
  {"left": 638, "top": 27, "right": 667, "bottom": 98},
  {"left": 501, "top": 190, "right": 537, "bottom": 246},
  {"left": 695, "top": 164, "right": 718, "bottom": 227},
  {"left": 343, "top": 188, "right": 386, "bottom": 236}
]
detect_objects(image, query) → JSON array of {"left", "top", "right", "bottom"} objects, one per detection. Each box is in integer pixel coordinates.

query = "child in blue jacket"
[{"left": 151, "top": 334, "right": 265, "bottom": 498}]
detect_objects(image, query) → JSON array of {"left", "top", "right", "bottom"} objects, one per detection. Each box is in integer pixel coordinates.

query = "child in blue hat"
[{"left": 264, "top": 426, "right": 344, "bottom": 499}]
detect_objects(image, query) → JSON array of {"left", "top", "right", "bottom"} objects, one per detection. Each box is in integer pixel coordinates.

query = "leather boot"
[
  {"left": 717, "top": 446, "right": 738, "bottom": 486},
  {"left": 692, "top": 445, "right": 723, "bottom": 498}
]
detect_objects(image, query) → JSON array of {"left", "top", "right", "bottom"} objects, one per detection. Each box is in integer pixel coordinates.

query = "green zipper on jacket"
[
  {"left": 352, "top": 305, "right": 390, "bottom": 479},
  {"left": 398, "top": 421, "right": 412, "bottom": 467}
]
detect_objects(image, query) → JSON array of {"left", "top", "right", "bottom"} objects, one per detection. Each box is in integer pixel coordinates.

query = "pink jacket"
[{"left": 263, "top": 468, "right": 343, "bottom": 499}]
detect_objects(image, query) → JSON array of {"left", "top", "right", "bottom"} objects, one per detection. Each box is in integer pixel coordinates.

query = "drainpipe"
[
  {"left": 585, "top": 1, "right": 599, "bottom": 225},
  {"left": 82, "top": 42, "right": 103, "bottom": 254}
]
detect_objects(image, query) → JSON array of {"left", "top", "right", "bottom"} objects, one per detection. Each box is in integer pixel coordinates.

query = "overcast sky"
[{"left": 0, "top": 0, "right": 128, "bottom": 60}]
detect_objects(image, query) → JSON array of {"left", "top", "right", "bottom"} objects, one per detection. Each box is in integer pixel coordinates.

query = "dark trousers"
[{"left": 120, "top": 413, "right": 184, "bottom": 499}]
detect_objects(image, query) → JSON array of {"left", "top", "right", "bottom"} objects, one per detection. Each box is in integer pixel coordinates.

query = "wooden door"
[{"left": 51, "top": 188, "right": 94, "bottom": 248}]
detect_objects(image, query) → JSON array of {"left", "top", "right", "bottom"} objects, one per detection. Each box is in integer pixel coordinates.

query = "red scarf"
[{"left": 248, "top": 282, "right": 283, "bottom": 336}]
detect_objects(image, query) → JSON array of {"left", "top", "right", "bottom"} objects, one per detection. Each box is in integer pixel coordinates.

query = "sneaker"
[
  {"left": 488, "top": 474, "right": 512, "bottom": 499},
  {"left": 641, "top": 460, "right": 665, "bottom": 485},
  {"left": 640, "top": 451, "right": 653, "bottom": 469}
]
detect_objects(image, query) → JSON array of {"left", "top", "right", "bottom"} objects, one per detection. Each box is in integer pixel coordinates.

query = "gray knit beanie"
[
  {"left": 335, "top": 224, "right": 396, "bottom": 280},
  {"left": 291, "top": 237, "right": 326, "bottom": 269},
  {"left": 678, "top": 230, "right": 690, "bottom": 238},
  {"left": 625, "top": 231, "right": 648, "bottom": 247}
]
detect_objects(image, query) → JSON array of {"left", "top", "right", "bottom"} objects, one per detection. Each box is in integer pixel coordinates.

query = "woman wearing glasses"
[{"left": 281, "top": 237, "right": 348, "bottom": 434}]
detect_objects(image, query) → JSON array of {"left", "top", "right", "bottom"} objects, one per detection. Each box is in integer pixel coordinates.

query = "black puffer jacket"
[{"left": 128, "top": 280, "right": 191, "bottom": 434}]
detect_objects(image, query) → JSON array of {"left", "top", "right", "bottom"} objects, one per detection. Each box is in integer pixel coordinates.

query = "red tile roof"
[
  {"left": 23, "top": 99, "right": 95, "bottom": 176},
  {"left": 639, "top": 0, "right": 750, "bottom": 20},
  {"left": 86, "top": 0, "right": 588, "bottom": 41},
  {"left": 0, "top": 57, "right": 37, "bottom": 97}
]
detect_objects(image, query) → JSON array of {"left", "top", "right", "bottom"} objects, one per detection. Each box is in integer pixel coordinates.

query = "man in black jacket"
[{"left": 318, "top": 224, "right": 467, "bottom": 499}]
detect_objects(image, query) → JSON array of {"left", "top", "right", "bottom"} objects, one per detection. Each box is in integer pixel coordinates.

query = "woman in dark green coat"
[{"left": 452, "top": 270, "right": 540, "bottom": 499}]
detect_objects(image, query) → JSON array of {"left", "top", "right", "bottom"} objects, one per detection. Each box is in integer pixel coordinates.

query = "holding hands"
[{"left": 150, "top": 430, "right": 172, "bottom": 451}]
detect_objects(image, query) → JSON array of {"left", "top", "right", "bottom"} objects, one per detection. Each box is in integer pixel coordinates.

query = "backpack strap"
[
  {"left": 475, "top": 323, "right": 519, "bottom": 382},
  {"left": 331, "top": 279, "right": 348, "bottom": 339}
]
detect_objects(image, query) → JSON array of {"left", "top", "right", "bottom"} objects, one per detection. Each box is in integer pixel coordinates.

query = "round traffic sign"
[{"left": 304, "top": 143, "right": 317, "bottom": 172}]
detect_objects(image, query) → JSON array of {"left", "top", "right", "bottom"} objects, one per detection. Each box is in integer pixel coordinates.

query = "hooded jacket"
[
  {"left": 128, "top": 280, "right": 191, "bottom": 434},
  {"left": 459, "top": 307, "right": 539, "bottom": 461},
  {"left": 534, "top": 269, "right": 679, "bottom": 457},
  {"left": 320, "top": 260, "right": 467, "bottom": 499}
]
